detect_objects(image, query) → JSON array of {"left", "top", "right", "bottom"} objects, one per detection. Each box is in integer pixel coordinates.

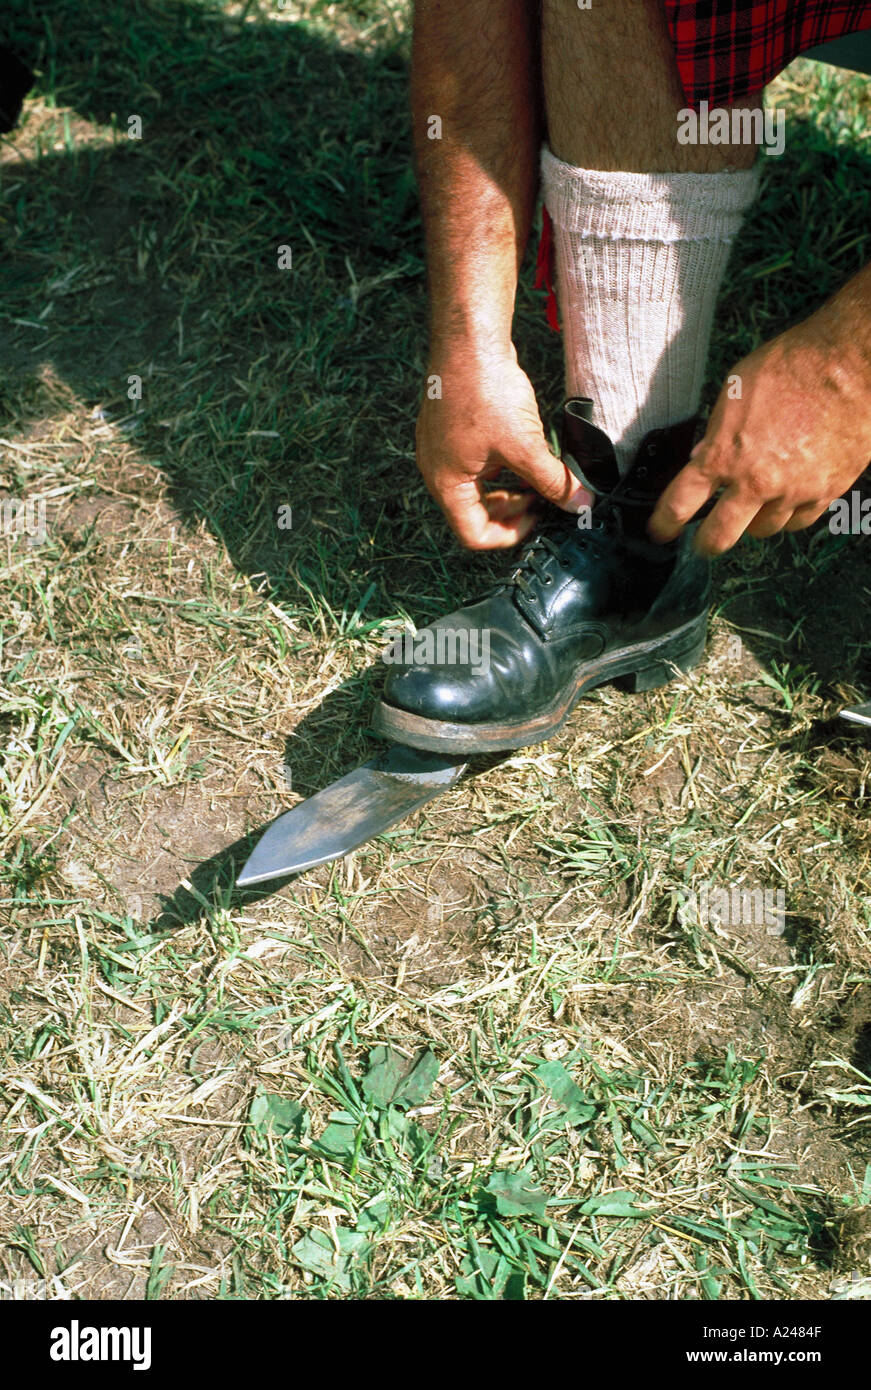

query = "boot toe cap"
[{"left": 382, "top": 663, "right": 495, "bottom": 724}]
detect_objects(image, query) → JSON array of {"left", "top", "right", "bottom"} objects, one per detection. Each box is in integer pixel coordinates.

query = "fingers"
[
  {"left": 455, "top": 508, "right": 539, "bottom": 549},
  {"left": 696, "top": 496, "right": 832, "bottom": 551},
  {"left": 483, "top": 488, "right": 536, "bottom": 522},
  {"left": 431, "top": 438, "right": 592, "bottom": 549},
  {"left": 512, "top": 439, "right": 593, "bottom": 515},
  {"left": 441, "top": 479, "right": 540, "bottom": 550},
  {"left": 648, "top": 432, "right": 821, "bottom": 555},
  {"left": 784, "top": 500, "right": 831, "bottom": 532},
  {"left": 692, "top": 487, "right": 765, "bottom": 556},
  {"left": 648, "top": 461, "right": 717, "bottom": 543},
  {"left": 744, "top": 499, "right": 794, "bottom": 539}
]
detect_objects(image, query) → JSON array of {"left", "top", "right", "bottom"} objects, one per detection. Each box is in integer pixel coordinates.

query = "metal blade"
[
  {"left": 839, "top": 701, "right": 871, "bottom": 728},
  {"left": 236, "top": 744, "right": 468, "bottom": 886}
]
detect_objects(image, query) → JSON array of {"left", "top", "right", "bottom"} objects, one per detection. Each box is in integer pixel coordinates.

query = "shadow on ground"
[{"left": 1, "top": 1, "right": 869, "bottom": 681}]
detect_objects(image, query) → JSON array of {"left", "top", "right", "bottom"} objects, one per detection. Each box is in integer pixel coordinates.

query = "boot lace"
[{"left": 504, "top": 462, "right": 665, "bottom": 600}]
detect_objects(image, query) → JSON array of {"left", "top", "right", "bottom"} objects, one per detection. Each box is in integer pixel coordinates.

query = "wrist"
[
  {"left": 428, "top": 318, "right": 517, "bottom": 366},
  {"left": 777, "top": 314, "right": 866, "bottom": 397},
  {"left": 804, "top": 279, "right": 871, "bottom": 393}
]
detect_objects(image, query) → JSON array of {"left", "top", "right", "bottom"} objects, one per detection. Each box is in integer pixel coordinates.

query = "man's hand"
[
  {"left": 417, "top": 344, "right": 591, "bottom": 549},
  {"left": 648, "top": 306, "right": 871, "bottom": 556}
]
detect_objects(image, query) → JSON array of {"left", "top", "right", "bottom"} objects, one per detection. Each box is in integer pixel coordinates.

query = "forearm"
[{"left": 411, "top": 0, "right": 542, "bottom": 355}]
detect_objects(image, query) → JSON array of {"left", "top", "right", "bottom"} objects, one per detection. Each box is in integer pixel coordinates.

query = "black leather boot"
[
  {"left": 0, "top": 47, "right": 36, "bottom": 134},
  {"left": 374, "top": 399, "right": 711, "bottom": 753}
]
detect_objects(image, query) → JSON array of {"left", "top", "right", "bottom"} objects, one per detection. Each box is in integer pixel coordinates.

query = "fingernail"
[
  {"left": 563, "top": 485, "right": 592, "bottom": 514},
  {"left": 690, "top": 441, "right": 704, "bottom": 459}
]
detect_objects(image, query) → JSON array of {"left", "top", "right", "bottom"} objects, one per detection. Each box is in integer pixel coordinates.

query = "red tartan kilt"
[{"left": 664, "top": 0, "right": 871, "bottom": 108}]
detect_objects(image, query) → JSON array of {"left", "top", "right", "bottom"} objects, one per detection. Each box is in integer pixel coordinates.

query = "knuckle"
[
  {"left": 693, "top": 445, "right": 720, "bottom": 478},
  {"left": 742, "top": 469, "right": 770, "bottom": 501}
]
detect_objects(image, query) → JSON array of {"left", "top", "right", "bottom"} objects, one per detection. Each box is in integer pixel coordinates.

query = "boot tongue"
[
  {"left": 506, "top": 408, "right": 700, "bottom": 638},
  {"left": 609, "top": 416, "right": 702, "bottom": 540},
  {"left": 560, "top": 400, "right": 699, "bottom": 505},
  {"left": 559, "top": 403, "right": 703, "bottom": 544},
  {"left": 624, "top": 417, "right": 699, "bottom": 500},
  {"left": 560, "top": 398, "right": 621, "bottom": 498}
]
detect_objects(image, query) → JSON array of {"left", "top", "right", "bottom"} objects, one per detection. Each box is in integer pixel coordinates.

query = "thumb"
[{"left": 514, "top": 436, "right": 592, "bottom": 514}]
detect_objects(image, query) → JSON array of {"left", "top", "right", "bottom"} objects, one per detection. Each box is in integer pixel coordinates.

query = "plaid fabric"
[{"left": 664, "top": 0, "right": 871, "bottom": 107}]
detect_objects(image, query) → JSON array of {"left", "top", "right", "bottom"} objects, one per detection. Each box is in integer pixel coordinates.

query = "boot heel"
[
  {"left": 626, "top": 622, "right": 707, "bottom": 693},
  {"left": 630, "top": 660, "right": 684, "bottom": 693}
]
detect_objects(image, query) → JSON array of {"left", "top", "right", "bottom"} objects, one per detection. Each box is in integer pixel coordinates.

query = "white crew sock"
[{"left": 541, "top": 146, "right": 760, "bottom": 473}]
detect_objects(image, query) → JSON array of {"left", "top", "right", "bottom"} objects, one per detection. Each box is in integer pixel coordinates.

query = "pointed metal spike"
[
  {"left": 236, "top": 745, "right": 467, "bottom": 887},
  {"left": 839, "top": 701, "right": 871, "bottom": 728}
]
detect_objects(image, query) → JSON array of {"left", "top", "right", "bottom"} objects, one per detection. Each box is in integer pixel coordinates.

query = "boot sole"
[{"left": 372, "top": 612, "right": 708, "bottom": 754}]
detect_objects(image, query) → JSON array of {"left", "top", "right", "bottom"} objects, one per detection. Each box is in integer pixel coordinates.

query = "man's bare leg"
[
  {"left": 542, "top": 0, "right": 760, "bottom": 174},
  {"left": 541, "top": 0, "right": 761, "bottom": 468}
]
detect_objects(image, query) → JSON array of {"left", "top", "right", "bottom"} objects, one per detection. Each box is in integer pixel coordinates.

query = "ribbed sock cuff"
[{"left": 541, "top": 145, "right": 760, "bottom": 243}]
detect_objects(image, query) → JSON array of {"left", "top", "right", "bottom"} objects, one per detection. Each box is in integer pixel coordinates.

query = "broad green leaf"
[
  {"left": 534, "top": 1061, "right": 596, "bottom": 1125},
  {"left": 292, "top": 1228, "right": 369, "bottom": 1292},
  {"left": 383, "top": 1106, "right": 430, "bottom": 1162},
  {"left": 486, "top": 1169, "right": 549, "bottom": 1222},
  {"left": 249, "top": 1090, "right": 305, "bottom": 1139},
  {"left": 695, "top": 1250, "right": 722, "bottom": 1300},
  {"left": 362, "top": 1045, "right": 439, "bottom": 1109},
  {"left": 313, "top": 1110, "right": 358, "bottom": 1158},
  {"left": 333, "top": 1228, "right": 370, "bottom": 1256},
  {"left": 456, "top": 1247, "right": 526, "bottom": 1300},
  {"left": 579, "top": 1189, "right": 646, "bottom": 1218},
  {"left": 356, "top": 1199, "right": 391, "bottom": 1233}
]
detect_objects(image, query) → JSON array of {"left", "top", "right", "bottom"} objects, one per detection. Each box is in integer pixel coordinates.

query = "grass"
[{"left": 0, "top": 0, "right": 870, "bottom": 1300}]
